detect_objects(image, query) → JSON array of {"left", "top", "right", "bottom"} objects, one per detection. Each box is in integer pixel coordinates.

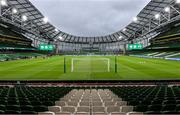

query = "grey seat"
[
  {"left": 103, "top": 98, "right": 112, "bottom": 102},
  {"left": 92, "top": 113, "right": 108, "bottom": 115},
  {"left": 61, "top": 106, "right": 76, "bottom": 113},
  {"left": 60, "top": 98, "right": 69, "bottom": 101},
  {"left": 92, "top": 99, "right": 101, "bottom": 102},
  {"left": 38, "top": 111, "right": 54, "bottom": 115},
  {"left": 116, "top": 101, "right": 127, "bottom": 106},
  {"left": 121, "top": 106, "right": 133, "bottom": 112},
  {"left": 113, "top": 98, "right": 122, "bottom": 102},
  {"left": 92, "top": 107, "right": 105, "bottom": 113},
  {"left": 55, "top": 101, "right": 66, "bottom": 106},
  {"left": 75, "top": 113, "right": 90, "bottom": 115},
  {"left": 104, "top": 101, "right": 116, "bottom": 106},
  {"left": 79, "top": 101, "right": 90, "bottom": 106},
  {"left": 106, "top": 106, "right": 120, "bottom": 113},
  {"left": 111, "top": 112, "right": 127, "bottom": 115},
  {"left": 67, "top": 101, "right": 78, "bottom": 107},
  {"left": 55, "top": 112, "right": 72, "bottom": 115},
  {"left": 48, "top": 106, "right": 61, "bottom": 112},
  {"left": 127, "top": 112, "right": 144, "bottom": 115},
  {"left": 92, "top": 102, "right": 103, "bottom": 106},
  {"left": 81, "top": 98, "right": 90, "bottom": 102},
  {"left": 77, "top": 107, "right": 90, "bottom": 113}
]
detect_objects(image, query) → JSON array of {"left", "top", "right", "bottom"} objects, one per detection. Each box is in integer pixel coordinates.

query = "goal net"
[{"left": 71, "top": 58, "right": 110, "bottom": 72}]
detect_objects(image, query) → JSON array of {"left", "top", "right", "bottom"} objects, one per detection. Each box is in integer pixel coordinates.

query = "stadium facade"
[
  {"left": 0, "top": 0, "right": 180, "bottom": 115},
  {"left": 0, "top": 0, "right": 180, "bottom": 55}
]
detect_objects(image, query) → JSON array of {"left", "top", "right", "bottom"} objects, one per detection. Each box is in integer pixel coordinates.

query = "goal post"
[{"left": 71, "top": 58, "right": 110, "bottom": 72}]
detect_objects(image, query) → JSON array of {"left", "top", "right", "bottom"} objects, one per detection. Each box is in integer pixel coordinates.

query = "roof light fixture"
[
  {"left": 22, "top": 15, "right": 27, "bottom": 21},
  {"left": 59, "top": 36, "right": 63, "bottom": 40},
  {"left": 133, "top": 17, "right": 138, "bottom": 22},
  {"left": 43, "top": 17, "right": 48, "bottom": 24},
  {"left": 164, "top": 7, "right": 170, "bottom": 12},
  {"left": 55, "top": 28, "right": 58, "bottom": 32},
  {"left": 123, "top": 28, "right": 127, "bottom": 32},
  {"left": 176, "top": 0, "right": 180, "bottom": 3},
  {"left": 155, "top": 14, "right": 160, "bottom": 19},
  {"left": 0, "top": 0, "right": 7, "bottom": 6},
  {"left": 119, "top": 36, "right": 123, "bottom": 40},
  {"left": 12, "top": 8, "right": 18, "bottom": 14}
]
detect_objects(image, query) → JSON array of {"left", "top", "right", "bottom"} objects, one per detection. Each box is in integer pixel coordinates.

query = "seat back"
[
  {"left": 92, "top": 107, "right": 105, "bottom": 113},
  {"left": 77, "top": 107, "right": 90, "bottom": 113},
  {"left": 106, "top": 106, "right": 120, "bottom": 113},
  {"left": 121, "top": 106, "right": 133, "bottom": 112},
  {"left": 127, "top": 112, "right": 144, "bottom": 115},
  {"left": 48, "top": 106, "right": 61, "bottom": 112},
  {"left": 55, "top": 101, "right": 66, "bottom": 106},
  {"left": 61, "top": 106, "right": 75, "bottom": 113}
]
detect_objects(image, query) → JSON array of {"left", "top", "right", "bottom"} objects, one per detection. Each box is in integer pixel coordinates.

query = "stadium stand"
[
  {"left": 1, "top": 86, "right": 180, "bottom": 115},
  {"left": 0, "top": 0, "right": 180, "bottom": 114},
  {"left": 150, "top": 22, "right": 180, "bottom": 47},
  {"left": 0, "top": 25, "right": 33, "bottom": 50},
  {"left": 0, "top": 86, "right": 72, "bottom": 114},
  {"left": 129, "top": 49, "right": 180, "bottom": 60},
  {"left": 111, "top": 86, "right": 180, "bottom": 114},
  {"left": 39, "top": 88, "right": 143, "bottom": 115},
  {"left": 0, "top": 53, "right": 46, "bottom": 61}
]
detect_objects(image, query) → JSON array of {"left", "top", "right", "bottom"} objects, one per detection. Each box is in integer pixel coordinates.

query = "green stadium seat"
[
  {"left": 162, "top": 104, "right": 176, "bottom": 111},
  {"left": 134, "top": 105, "right": 148, "bottom": 112}
]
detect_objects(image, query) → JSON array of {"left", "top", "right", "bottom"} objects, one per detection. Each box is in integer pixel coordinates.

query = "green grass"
[{"left": 0, "top": 55, "right": 179, "bottom": 80}]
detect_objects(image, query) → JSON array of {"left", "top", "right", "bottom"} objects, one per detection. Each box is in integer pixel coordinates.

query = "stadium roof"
[{"left": 3, "top": 0, "right": 178, "bottom": 44}]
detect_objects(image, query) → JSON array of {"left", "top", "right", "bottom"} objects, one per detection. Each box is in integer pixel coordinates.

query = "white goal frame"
[{"left": 71, "top": 58, "right": 110, "bottom": 72}]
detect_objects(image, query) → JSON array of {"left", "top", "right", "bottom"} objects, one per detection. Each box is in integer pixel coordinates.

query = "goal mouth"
[{"left": 71, "top": 58, "right": 110, "bottom": 73}]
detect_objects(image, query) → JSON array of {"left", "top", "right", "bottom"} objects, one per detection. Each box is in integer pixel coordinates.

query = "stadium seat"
[
  {"left": 110, "top": 112, "right": 126, "bottom": 115},
  {"left": 38, "top": 111, "right": 54, "bottom": 115},
  {"left": 116, "top": 101, "right": 127, "bottom": 106},
  {"left": 134, "top": 105, "right": 148, "bottom": 112},
  {"left": 67, "top": 101, "right": 78, "bottom": 106},
  {"left": 79, "top": 102, "right": 90, "bottom": 106},
  {"left": 121, "top": 106, "right": 134, "bottom": 112},
  {"left": 75, "top": 113, "right": 90, "bottom": 115},
  {"left": 92, "top": 102, "right": 103, "bottom": 106},
  {"left": 92, "top": 106, "right": 105, "bottom": 113},
  {"left": 104, "top": 101, "right": 116, "bottom": 106},
  {"left": 77, "top": 107, "right": 90, "bottom": 113},
  {"left": 127, "top": 112, "right": 144, "bottom": 115},
  {"left": 55, "top": 101, "right": 66, "bottom": 106},
  {"left": 55, "top": 112, "right": 72, "bottom": 115},
  {"left": 61, "top": 106, "right": 76, "bottom": 113},
  {"left": 106, "top": 106, "right": 120, "bottom": 113},
  {"left": 48, "top": 106, "right": 61, "bottom": 112}
]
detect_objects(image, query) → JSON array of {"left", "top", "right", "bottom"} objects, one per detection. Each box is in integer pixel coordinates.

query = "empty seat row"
[
  {"left": 39, "top": 111, "right": 143, "bottom": 115},
  {"left": 48, "top": 105, "right": 134, "bottom": 113},
  {"left": 39, "top": 89, "right": 142, "bottom": 115}
]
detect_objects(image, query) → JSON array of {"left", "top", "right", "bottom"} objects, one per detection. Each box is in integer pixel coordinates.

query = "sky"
[{"left": 30, "top": 0, "right": 150, "bottom": 37}]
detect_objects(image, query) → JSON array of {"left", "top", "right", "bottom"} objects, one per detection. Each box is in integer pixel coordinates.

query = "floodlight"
[
  {"left": 0, "top": 0, "right": 7, "bottom": 6},
  {"left": 133, "top": 17, "right": 138, "bottom": 22},
  {"left": 55, "top": 28, "right": 58, "bottom": 32},
  {"left": 43, "top": 17, "right": 48, "bottom": 23},
  {"left": 123, "top": 28, "right": 127, "bottom": 32},
  {"left": 12, "top": 8, "right": 18, "bottom": 14},
  {"left": 119, "top": 36, "right": 123, "bottom": 40},
  {"left": 59, "top": 36, "right": 63, "bottom": 40},
  {"left": 22, "top": 15, "right": 27, "bottom": 21},
  {"left": 155, "top": 14, "right": 160, "bottom": 19},
  {"left": 176, "top": 0, "right": 180, "bottom": 3},
  {"left": 164, "top": 7, "right": 170, "bottom": 12}
]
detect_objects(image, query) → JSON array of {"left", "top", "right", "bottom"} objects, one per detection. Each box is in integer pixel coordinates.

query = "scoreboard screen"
[
  {"left": 39, "top": 44, "right": 54, "bottom": 51},
  {"left": 128, "top": 44, "right": 143, "bottom": 50}
]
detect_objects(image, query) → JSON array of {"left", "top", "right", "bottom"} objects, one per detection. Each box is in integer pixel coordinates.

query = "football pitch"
[{"left": 0, "top": 55, "right": 179, "bottom": 80}]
